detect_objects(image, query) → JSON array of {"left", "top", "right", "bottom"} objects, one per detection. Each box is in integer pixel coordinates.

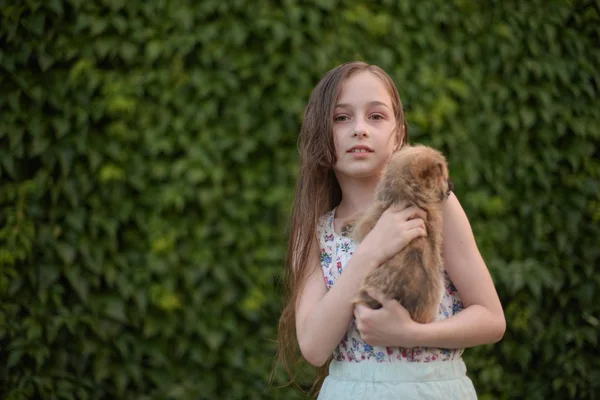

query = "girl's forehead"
[{"left": 337, "top": 71, "right": 393, "bottom": 105}]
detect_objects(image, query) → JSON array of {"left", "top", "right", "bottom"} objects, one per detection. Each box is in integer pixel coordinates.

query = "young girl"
[{"left": 276, "top": 61, "right": 506, "bottom": 399}]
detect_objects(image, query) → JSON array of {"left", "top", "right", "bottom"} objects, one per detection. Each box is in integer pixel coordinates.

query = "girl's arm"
[
  {"left": 295, "top": 206, "right": 427, "bottom": 366},
  {"left": 354, "top": 193, "right": 506, "bottom": 349},
  {"left": 295, "top": 243, "right": 379, "bottom": 367}
]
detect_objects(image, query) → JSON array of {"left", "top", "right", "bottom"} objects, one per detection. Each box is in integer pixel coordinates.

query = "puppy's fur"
[{"left": 345, "top": 144, "right": 452, "bottom": 324}]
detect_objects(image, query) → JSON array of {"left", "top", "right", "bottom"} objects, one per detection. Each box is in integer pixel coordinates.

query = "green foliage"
[{"left": 1, "top": 0, "right": 599, "bottom": 399}]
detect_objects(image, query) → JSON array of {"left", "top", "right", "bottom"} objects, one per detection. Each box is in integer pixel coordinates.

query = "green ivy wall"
[{"left": 1, "top": 0, "right": 599, "bottom": 399}]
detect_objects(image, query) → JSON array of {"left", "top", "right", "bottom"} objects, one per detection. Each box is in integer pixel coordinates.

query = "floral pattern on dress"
[{"left": 317, "top": 209, "right": 466, "bottom": 363}]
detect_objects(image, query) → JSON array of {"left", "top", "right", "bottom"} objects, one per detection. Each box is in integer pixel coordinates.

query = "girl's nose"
[{"left": 352, "top": 119, "right": 369, "bottom": 137}]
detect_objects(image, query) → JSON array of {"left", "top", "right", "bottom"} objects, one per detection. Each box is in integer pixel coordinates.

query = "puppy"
[{"left": 346, "top": 144, "right": 453, "bottom": 324}]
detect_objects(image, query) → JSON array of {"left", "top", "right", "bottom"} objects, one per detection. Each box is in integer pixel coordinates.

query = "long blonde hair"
[{"left": 274, "top": 61, "right": 409, "bottom": 397}]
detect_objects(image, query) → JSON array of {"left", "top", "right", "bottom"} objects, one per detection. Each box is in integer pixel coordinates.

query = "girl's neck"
[{"left": 334, "top": 175, "right": 379, "bottom": 219}]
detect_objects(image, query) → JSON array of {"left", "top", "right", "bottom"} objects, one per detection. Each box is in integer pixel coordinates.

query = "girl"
[{"left": 275, "top": 61, "right": 506, "bottom": 399}]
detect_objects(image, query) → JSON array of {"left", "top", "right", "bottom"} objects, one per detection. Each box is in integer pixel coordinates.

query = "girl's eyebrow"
[{"left": 334, "top": 101, "right": 391, "bottom": 110}]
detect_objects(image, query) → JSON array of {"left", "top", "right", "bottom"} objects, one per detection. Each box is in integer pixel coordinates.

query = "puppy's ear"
[{"left": 419, "top": 162, "right": 444, "bottom": 181}]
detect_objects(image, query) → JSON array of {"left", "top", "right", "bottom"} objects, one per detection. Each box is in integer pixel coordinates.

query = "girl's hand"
[
  {"left": 354, "top": 289, "right": 422, "bottom": 348},
  {"left": 359, "top": 204, "right": 427, "bottom": 266}
]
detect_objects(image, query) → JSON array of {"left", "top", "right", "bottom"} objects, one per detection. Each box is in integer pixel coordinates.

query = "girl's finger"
[
  {"left": 399, "top": 206, "right": 427, "bottom": 221},
  {"left": 404, "top": 218, "right": 425, "bottom": 230},
  {"left": 405, "top": 226, "right": 427, "bottom": 241},
  {"left": 354, "top": 304, "right": 365, "bottom": 320}
]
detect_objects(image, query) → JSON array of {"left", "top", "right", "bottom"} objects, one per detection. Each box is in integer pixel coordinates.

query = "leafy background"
[{"left": 1, "top": 0, "right": 599, "bottom": 399}]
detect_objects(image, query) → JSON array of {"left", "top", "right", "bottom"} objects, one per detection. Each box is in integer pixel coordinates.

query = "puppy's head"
[{"left": 381, "top": 145, "right": 452, "bottom": 205}]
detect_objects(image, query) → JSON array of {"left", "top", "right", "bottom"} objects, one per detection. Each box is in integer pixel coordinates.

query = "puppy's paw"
[{"left": 354, "top": 288, "right": 382, "bottom": 310}]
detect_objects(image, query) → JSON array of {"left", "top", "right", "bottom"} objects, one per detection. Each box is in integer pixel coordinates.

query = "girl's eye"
[
  {"left": 334, "top": 115, "right": 349, "bottom": 122},
  {"left": 371, "top": 114, "right": 385, "bottom": 120}
]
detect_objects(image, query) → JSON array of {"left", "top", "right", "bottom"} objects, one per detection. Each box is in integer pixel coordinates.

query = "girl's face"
[{"left": 332, "top": 71, "right": 399, "bottom": 181}]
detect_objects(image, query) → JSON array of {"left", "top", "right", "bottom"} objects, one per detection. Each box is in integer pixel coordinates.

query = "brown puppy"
[{"left": 345, "top": 144, "right": 453, "bottom": 324}]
